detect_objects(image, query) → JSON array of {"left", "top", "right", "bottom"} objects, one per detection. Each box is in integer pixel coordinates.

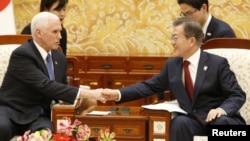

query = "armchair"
[{"left": 193, "top": 38, "right": 250, "bottom": 141}]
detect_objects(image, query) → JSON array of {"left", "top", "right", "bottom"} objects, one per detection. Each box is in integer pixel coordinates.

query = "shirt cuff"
[
  {"left": 115, "top": 90, "right": 121, "bottom": 102},
  {"left": 73, "top": 89, "right": 81, "bottom": 106}
]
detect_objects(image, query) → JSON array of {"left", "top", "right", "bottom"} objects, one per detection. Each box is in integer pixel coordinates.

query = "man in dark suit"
[
  {"left": 102, "top": 17, "right": 246, "bottom": 141},
  {"left": 177, "top": 0, "right": 236, "bottom": 42},
  {"left": 0, "top": 12, "right": 106, "bottom": 141}
]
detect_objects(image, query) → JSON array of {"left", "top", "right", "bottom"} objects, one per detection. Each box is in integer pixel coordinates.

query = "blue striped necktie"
[
  {"left": 46, "top": 53, "right": 54, "bottom": 80},
  {"left": 41, "top": 54, "right": 54, "bottom": 116}
]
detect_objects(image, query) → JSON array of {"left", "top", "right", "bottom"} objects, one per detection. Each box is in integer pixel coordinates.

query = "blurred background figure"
[{"left": 177, "top": 0, "right": 236, "bottom": 42}]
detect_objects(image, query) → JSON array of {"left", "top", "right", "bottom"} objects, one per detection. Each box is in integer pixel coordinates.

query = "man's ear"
[
  {"left": 36, "top": 29, "right": 42, "bottom": 38},
  {"left": 189, "top": 36, "right": 196, "bottom": 47},
  {"left": 201, "top": 3, "right": 208, "bottom": 12}
]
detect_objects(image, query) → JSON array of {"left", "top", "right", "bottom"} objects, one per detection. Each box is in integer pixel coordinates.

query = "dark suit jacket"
[
  {"left": 0, "top": 40, "right": 78, "bottom": 124},
  {"left": 119, "top": 50, "right": 246, "bottom": 125},
  {"left": 21, "top": 24, "right": 67, "bottom": 56},
  {"left": 205, "top": 16, "right": 236, "bottom": 42}
]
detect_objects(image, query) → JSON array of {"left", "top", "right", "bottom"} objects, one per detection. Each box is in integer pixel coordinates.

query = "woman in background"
[{"left": 21, "top": 0, "right": 68, "bottom": 56}]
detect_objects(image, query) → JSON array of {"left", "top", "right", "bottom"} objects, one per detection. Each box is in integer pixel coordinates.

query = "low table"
[{"left": 52, "top": 105, "right": 171, "bottom": 141}]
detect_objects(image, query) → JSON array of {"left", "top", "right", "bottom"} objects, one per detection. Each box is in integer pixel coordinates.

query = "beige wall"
[{"left": 13, "top": 0, "right": 250, "bottom": 55}]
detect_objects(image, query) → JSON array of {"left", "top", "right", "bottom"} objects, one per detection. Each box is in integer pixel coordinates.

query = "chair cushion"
[
  {"left": 206, "top": 48, "right": 250, "bottom": 124},
  {"left": 0, "top": 44, "right": 20, "bottom": 86}
]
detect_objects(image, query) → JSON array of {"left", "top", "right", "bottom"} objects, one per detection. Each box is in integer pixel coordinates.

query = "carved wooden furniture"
[
  {"left": 202, "top": 38, "right": 250, "bottom": 49},
  {"left": 143, "top": 108, "right": 171, "bottom": 141},
  {"left": 52, "top": 106, "right": 147, "bottom": 140},
  {"left": 76, "top": 106, "right": 148, "bottom": 141},
  {"left": 69, "top": 54, "right": 172, "bottom": 106},
  {"left": 52, "top": 105, "right": 172, "bottom": 141},
  {"left": 66, "top": 56, "right": 80, "bottom": 86},
  {"left": 52, "top": 54, "right": 173, "bottom": 141},
  {"left": 0, "top": 34, "right": 32, "bottom": 45}
]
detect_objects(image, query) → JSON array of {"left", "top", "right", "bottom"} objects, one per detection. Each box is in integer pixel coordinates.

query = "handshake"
[
  {"left": 79, "top": 87, "right": 120, "bottom": 104},
  {"left": 76, "top": 87, "right": 120, "bottom": 114}
]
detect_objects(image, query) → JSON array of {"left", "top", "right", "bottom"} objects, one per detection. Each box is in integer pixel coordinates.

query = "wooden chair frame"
[
  {"left": 0, "top": 35, "right": 32, "bottom": 45},
  {"left": 201, "top": 38, "right": 250, "bottom": 49},
  {"left": 66, "top": 56, "right": 80, "bottom": 87}
]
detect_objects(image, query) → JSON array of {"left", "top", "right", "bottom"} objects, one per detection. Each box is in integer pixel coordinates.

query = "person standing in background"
[
  {"left": 21, "top": 0, "right": 68, "bottom": 56},
  {"left": 177, "top": 0, "right": 236, "bottom": 42}
]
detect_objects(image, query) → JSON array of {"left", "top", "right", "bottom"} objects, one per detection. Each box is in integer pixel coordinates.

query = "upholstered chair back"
[
  {"left": 205, "top": 48, "right": 250, "bottom": 124},
  {"left": 0, "top": 35, "right": 32, "bottom": 86},
  {"left": 193, "top": 38, "right": 250, "bottom": 141}
]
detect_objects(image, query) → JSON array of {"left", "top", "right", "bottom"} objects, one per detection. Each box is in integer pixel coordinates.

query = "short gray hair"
[{"left": 31, "top": 12, "right": 59, "bottom": 36}]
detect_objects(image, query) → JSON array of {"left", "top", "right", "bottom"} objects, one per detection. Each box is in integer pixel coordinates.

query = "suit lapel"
[
  {"left": 29, "top": 40, "right": 50, "bottom": 77},
  {"left": 192, "top": 51, "right": 209, "bottom": 104},
  {"left": 174, "top": 58, "right": 193, "bottom": 112}
]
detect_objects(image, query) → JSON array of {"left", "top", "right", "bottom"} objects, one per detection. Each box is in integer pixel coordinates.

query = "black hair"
[
  {"left": 40, "top": 0, "right": 68, "bottom": 12},
  {"left": 177, "top": 0, "right": 209, "bottom": 11}
]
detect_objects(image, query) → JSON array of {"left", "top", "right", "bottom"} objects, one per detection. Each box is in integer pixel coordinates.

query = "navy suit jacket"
[
  {"left": 204, "top": 16, "right": 236, "bottom": 42},
  {"left": 119, "top": 50, "right": 246, "bottom": 125},
  {"left": 0, "top": 40, "right": 78, "bottom": 124}
]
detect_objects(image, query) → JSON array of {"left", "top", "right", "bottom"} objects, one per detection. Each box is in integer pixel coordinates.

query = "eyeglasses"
[{"left": 180, "top": 9, "right": 197, "bottom": 17}]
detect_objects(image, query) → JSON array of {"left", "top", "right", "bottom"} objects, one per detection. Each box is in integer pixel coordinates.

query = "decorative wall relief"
[{"left": 13, "top": 0, "right": 250, "bottom": 55}]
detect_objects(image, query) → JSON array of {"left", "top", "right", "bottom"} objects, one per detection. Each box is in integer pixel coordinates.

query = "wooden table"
[{"left": 52, "top": 105, "right": 171, "bottom": 141}]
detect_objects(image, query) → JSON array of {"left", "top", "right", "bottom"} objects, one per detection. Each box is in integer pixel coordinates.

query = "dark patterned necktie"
[
  {"left": 46, "top": 53, "right": 54, "bottom": 80},
  {"left": 183, "top": 60, "right": 193, "bottom": 100}
]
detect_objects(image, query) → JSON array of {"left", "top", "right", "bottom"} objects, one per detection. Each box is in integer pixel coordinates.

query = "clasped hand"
[
  {"left": 79, "top": 88, "right": 119, "bottom": 104},
  {"left": 84, "top": 89, "right": 228, "bottom": 123}
]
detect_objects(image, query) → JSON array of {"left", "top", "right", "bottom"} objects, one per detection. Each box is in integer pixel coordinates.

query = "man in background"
[{"left": 177, "top": 0, "right": 236, "bottom": 42}]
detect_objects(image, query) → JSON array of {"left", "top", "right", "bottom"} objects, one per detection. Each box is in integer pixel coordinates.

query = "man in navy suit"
[
  {"left": 177, "top": 0, "right": 236, "bottom": 42},
  {"left": 102, "top": 17, "right": 246, "bottom": 141},
  {"left": 0, "top": 12, "right": 106, "bottom": 141}
]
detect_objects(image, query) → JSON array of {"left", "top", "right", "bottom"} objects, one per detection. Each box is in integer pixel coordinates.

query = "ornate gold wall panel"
[{"left": 13, "top": 0, "right": 250, "bottom": 55}]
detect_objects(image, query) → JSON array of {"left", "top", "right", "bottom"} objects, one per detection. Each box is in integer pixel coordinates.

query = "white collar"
[
  {"left": 202, "top": 14, "right": 212, "bottom": 38},
  {"left": 185, "top": 48, "right": 201, "bottom": 67},
  {"left": 33, "top": 41, "right": 51, "bottom": 62}
]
